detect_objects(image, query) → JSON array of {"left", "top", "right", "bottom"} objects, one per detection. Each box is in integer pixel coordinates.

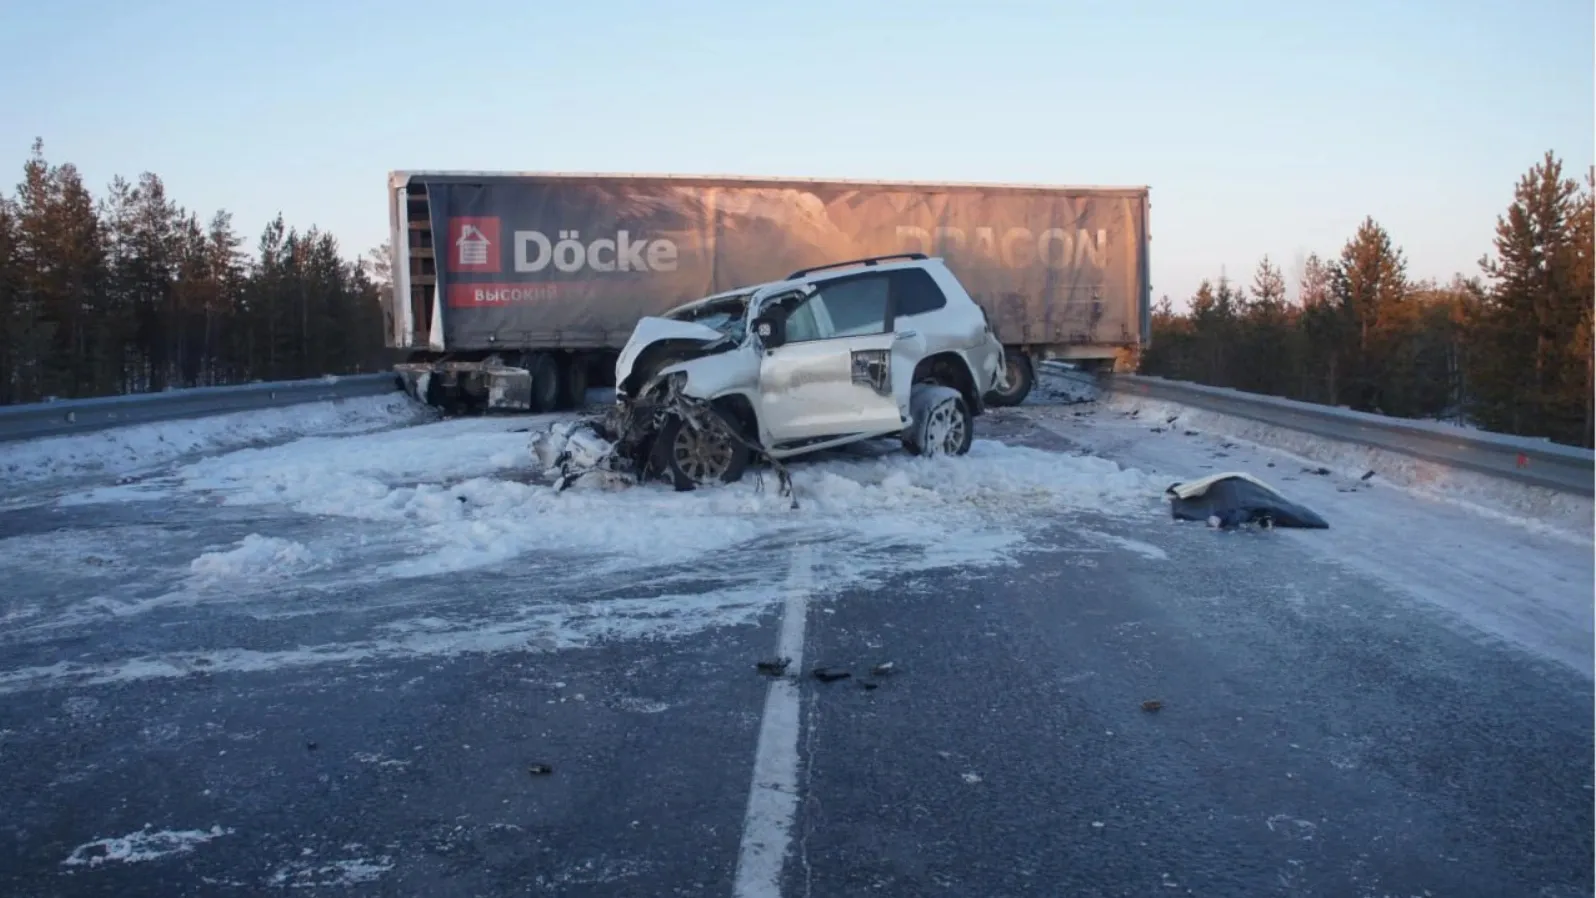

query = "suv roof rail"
[{"left": 786, "top": 252, "right": 928, "bottom": 281}]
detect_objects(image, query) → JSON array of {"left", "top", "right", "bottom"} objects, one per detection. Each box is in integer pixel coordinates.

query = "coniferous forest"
[
  {"left": 0, "top": 139, "right": 394, "bottom": 406},
  {"left": 1140, "top": 151, "right": 1594, "bottom": 449},
  {"left": 0, "top": 141, "right": 1590, "bottom": 448}
]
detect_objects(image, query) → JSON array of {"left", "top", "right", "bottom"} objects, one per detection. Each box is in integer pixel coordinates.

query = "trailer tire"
[
  {"left": 527, "top": 352, "right": 561, "bottom": 413},
  {"left": 559, "top": 354, "right": 589, "bottom": 411},
  {"left": 985, "top": 350, "right": 1033, "bottom": 407}
]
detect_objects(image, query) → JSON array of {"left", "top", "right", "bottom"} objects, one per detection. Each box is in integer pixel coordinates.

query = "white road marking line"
[{"left": 732, "top": 543, "right": 813, "bottom": 898}]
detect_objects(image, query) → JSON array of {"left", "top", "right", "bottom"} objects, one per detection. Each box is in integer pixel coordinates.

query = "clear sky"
[{"left": 1, "top": 0, "right": 1590, "bottom": 306}]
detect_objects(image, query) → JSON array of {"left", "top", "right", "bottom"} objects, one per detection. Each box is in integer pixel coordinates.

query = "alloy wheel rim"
[{"left": 673, "top": 424, "right": 734, "bottom": 482}]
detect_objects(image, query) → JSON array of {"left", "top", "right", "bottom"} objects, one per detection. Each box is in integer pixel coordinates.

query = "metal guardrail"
[
  {"left": 0, "top": 373, "right": 404, "bottom": 444},
  {"left": 1095, "top": 372, "right": 1595, "bottom": 496}
]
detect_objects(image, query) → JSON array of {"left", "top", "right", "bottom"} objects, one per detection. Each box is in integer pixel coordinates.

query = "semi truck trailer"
[{"left": 384, "top": 171, "right": 1150, "bottom": 412}]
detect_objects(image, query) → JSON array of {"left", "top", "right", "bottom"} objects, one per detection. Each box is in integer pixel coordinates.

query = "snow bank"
[
  {"left": 0, "top": 393, "right": 431, "bottom": 491},
  {"left": 164, "top": 419, "right": 1162, "bottom": 586},
  {"left": 188, "top": 535, "right": 329, "bottom": 581}
]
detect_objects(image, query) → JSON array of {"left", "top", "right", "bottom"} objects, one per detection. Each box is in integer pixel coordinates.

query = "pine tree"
[
  {"left": 1327, "top": 217, "right": 1408, "bottom": 412},
  {"left": 13, "top": 139, "right": 108, "bottom": 399},
  {"left": 1468, "top": 152, "right": 1593, "bottom": 444},
  {"left": 1236, "top": 255, "right": 1297, "bottom": 396}
]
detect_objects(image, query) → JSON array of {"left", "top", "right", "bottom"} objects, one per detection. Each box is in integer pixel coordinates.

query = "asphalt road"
[{"left": 0, "top": 410, "right": 1589, "bottom": 897}]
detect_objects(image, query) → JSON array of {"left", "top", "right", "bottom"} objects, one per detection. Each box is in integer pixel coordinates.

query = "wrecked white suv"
[{"left": 531, "top": 253, "right": 1007, "bottom": 492}]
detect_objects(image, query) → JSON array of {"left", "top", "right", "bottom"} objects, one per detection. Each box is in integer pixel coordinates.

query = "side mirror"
[{"left": 753, "top": 314, "right": 786, "bottom": 348}]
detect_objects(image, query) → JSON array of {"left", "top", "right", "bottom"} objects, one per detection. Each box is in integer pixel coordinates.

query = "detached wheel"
[
  {"left": 652, "top": 413, "right": 750, "bottom": 491},
  {"left": 906, "top": 393, "right": 973, "bottom": 457},
  {"left": 526, "top": 352, "right": 560, "bottom": 413},
  {"left": 985, "top": 351, "right": 1033, "bottom": 407}
]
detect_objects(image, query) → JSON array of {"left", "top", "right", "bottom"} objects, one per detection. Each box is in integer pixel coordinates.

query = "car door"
[{"left": 757, "top": 273, "right": 907, "bottom": 445}]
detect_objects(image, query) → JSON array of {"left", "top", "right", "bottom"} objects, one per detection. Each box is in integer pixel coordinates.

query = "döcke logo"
[
  {"left": 447, "top": 217, "right": 502, "bottom": 273},
  {"left": 514, "top": 229, "right": 679, "bottom": 273}
]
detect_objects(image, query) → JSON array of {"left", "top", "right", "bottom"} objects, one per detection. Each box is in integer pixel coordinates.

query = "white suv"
[{"left": 532, "top": 253, "right": 1008, "bottom": 490}]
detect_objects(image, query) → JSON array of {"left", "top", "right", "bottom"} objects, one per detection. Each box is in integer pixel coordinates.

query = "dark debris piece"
[
  {"left": 528, "top": 764, "right": 554, "bottom": 776},
  {"left": 1141, "top": 700, "right": 1164, "bottom": 712},
  {"left": 812, "top": 667, "right": 852, "bottom": 683},
  {"left": 860, "top": 682, "right": 880, "bottom": 691},
  {"left": 1303, "top": 467, "right": 1331, "bottom": 476},
  {"left": 755, "top": 657, "right": 792, "bottom": 677},
  {"left": 1360, "top": 470, "right": 1376, "bottom": 481}
]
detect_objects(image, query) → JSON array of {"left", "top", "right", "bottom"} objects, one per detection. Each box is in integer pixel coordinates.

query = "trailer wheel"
[
  {"left": 527, "top": 352, "right": 561, "bottom": 413},
  {"left": 559, "top": 354, "right": 589, "bottom": 411},
  {"left": 985, "top": 350, "right": 1033, "bottom": 407}
]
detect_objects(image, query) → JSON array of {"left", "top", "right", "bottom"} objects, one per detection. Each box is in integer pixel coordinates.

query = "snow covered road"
[{"left": 0, "top": 391, "right": 1589, "bottom": 896}]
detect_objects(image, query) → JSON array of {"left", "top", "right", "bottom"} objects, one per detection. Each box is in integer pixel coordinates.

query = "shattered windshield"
[{"left": 666, "top": 292, "right": 753, "bottom": 341}]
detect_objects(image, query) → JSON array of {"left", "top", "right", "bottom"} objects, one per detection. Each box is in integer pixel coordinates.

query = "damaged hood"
[{"left": 615, "top": 316, "right": 732, "bottom": 388}]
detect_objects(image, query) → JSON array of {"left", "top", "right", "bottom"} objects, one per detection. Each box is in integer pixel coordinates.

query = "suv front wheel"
[{"left": 652, "top": 413, "right": 751, "bottom": 491}]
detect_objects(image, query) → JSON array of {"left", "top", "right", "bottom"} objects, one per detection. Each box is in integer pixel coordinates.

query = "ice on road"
[{"left": 1023, "top": 390, "right": 1595, "bottom": 678}]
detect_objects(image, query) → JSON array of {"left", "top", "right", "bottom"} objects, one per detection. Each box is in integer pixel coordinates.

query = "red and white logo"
[{"left": 447, "top": 217, "right": 501, "bottom": 273}]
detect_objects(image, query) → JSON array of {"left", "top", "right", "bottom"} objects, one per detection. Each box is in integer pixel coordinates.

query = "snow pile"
[
  {"left": 165, "top": 424, "right": 1163, "bottom": 584},
  {"left": 0, "top": 393, "right": 431, "bottom": 491},
  {"left": 172, "top": 415, "right": 544, "bottom": 514},
  {"left": 188, "top": 535, "right": 329, "bottom": 581},
  {"left": 62, "top": 825, "right": 232, "bottom": 868}
]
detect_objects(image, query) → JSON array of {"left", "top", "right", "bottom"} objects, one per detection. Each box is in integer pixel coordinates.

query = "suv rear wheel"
[{"left": 904, "top": 390, "right": 974, "bottom": 457}]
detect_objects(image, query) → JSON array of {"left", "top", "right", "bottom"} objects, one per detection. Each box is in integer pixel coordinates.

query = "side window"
[
  {"left": 784, "top": 296, "right": 825, "bottom": 342},
  {"left": 810, "top": 274, "right": 890, "bottom": 337},
  {"left": 778, "top": 274, "right": 891, "bottom": 343},
  {"left": 890, "top": 268, "right": 948, "bottom": 317}
]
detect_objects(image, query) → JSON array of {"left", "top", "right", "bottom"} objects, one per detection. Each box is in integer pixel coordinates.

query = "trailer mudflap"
[{"left": 395, "top": 360, "right": 534, "bottom": 411}]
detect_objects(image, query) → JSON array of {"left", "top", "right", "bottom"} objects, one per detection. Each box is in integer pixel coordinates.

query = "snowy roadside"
[
  {"left": 1024, "top": 380, "right": 1594, "bottom": 678},
  {"left": 0, "top": 393, "right": 435, "bottom": 500}
]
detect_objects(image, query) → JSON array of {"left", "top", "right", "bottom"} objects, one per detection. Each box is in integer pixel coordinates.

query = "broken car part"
[{"left": 1165, "top": 472, "right": 1330, "bottom": 530}]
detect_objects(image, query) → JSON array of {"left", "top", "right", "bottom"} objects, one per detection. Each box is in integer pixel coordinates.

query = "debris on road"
[
  {"left": 1303, "top": 466, "right": 1332, "bottom": 476},
  {"left": 1165, "top": 472, "right": 1330, "bottom": 530},
  {"left": 1361, "top": 470, "right": 1376, "bottom": 481},
  {"left": 860, "top": 682, "right": 880, "bottom": 691},
  {"left": 870, "top": 662, "right": 896, "bottom": 677},
  {"left": 527, "top": 764, "right": 554, "bottom": 776},
  {"left": 755, "top": 657, "right": 791, "bottom": 677},
  {"left": 1141, "top": 700, "right": 1164, "bottom": 712},
  {"left": 812, "top": 667, "right": 852, "bottom": 683}
]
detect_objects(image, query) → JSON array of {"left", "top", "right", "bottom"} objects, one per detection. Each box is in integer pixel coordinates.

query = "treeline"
[
  {"left": 1141, "top": 151, "right": 1594, "bottom": 449},
  {"left": 0, "top": 139, "right": 394, "bottom": 405}
]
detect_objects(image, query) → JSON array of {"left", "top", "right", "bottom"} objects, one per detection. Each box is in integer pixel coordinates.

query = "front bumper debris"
[{"left": 528, "top": 378, "right": 797, "bottom": 505}]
